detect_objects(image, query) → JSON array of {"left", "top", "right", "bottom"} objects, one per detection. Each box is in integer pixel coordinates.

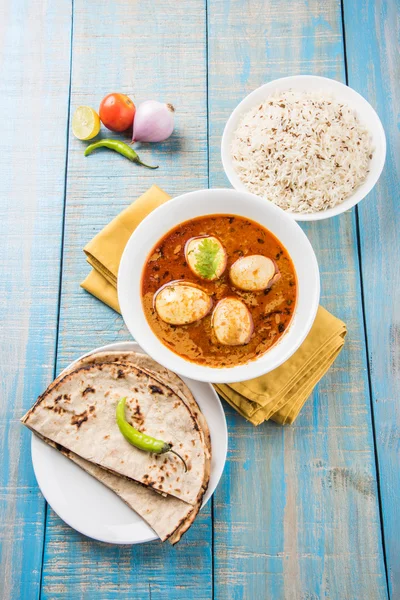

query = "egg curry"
[{"left": 141, "top": 215, "right": 297, "bottom": 367}]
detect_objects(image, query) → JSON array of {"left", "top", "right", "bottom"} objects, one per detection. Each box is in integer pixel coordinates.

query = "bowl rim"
[
  {"left": 118, "top": 188, "right": 320, "bottom": 383},
  {"left": 221, "top": 74, "right": 387, "bottom": 222}
]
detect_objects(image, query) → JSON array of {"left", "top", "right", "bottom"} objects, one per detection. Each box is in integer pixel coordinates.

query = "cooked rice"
[{"left": 231, "top": 90, "right": 373, "bottom": 213}]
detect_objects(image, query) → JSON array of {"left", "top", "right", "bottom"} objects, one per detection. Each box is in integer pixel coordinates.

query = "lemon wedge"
[{"left": 72, "top": 106, "right": 101, "bottom": 140}]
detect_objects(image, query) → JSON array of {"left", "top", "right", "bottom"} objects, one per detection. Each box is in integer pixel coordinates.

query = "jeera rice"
[{"left": 231, "top": 90, "right": 373, "bottom": 213}]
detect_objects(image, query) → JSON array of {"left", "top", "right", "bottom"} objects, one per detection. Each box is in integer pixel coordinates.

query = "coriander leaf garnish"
[{"left": 194, "top": 238, "right": 223, "bottom": 279}]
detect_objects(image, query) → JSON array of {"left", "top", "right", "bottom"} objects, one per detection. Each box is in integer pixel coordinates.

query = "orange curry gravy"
[{"left": 141, "top": 215, "right": 297, "bottom": 367}]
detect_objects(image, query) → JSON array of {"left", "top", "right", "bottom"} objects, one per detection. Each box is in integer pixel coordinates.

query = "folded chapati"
[
  {"left": 35, "top": 432, "right": 195, "bottom": 542},
  {"left": 22, "top": 361, "right": 207, "bottom": 506},
  {"left": 68, "top": 351, "right": 212, "bottom": 544},
  {"left": 74, "top": 351, "right": 212, "bottom": 462}
]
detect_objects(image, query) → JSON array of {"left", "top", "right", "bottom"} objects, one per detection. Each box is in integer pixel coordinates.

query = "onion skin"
[{"left": 132, "top": 101, "right": 175, "bottom": 143}]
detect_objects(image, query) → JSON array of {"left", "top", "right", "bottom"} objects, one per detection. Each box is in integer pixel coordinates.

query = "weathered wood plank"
[
  {"left": 40, "top": 1, "right": 211, "bottom": 598},
  {"left": 208, "top": 0, "right": 388, "bottom": 598},
  {"left": 0, "top": 1, "right": 72, "bottom": 598},
  {"left": 343, "top": 0, "right": 399, "bottom": 596}
]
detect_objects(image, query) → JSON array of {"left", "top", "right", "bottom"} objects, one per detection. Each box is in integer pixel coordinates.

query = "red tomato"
[{"left": 99, "top": 93, "right": 136, "bottom": 132}]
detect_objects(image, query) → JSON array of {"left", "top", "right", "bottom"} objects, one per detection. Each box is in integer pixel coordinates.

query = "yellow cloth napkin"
[
  {"left": 81, "top": 185, "right": 346, "bottom": 425},
  {"left": 81, "top": 185, "right": 171, "bottom": 312},
  {"left": 214, "top": 306, "right": 346, "bottom": 425}
]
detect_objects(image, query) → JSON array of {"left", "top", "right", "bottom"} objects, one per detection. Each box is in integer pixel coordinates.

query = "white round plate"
[
  {"left": 221, "top": 75, "right": 386, "bottom": 221},
  {"left": 31, "top": 341, "right": 227, "bottom": 544}
]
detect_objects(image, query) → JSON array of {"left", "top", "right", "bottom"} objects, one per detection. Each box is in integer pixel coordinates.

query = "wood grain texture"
[
  {"left": 0, "top": 1, "right": 72, "bottom": 598},
  {"left": 2, "top": 0, "right": 396, "bottom": 598},
  {"left": 40, "top": 1, "right": 212, "bottom": 598},
  {"left": 207, "top": 0, "right": 388, "bottom": 598},
  {"left": 343, "top": 0, "right": 400, "bottom": 596}
]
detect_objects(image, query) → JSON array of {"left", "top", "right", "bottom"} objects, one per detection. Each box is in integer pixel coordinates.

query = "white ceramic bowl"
[
  {"left": 118, "top": 189, "right": 320, "bottom": 383},
  {"left": 221, "top": 75, "right": 386, "bottom": 221}
]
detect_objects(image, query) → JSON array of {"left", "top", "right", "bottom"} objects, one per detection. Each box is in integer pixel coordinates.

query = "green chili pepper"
[
  {"left": 116, "top": 397, "right": 187, "bottom": 471},
  {"left": 84, "top": 139, "right": 158, "bottom": 169}
]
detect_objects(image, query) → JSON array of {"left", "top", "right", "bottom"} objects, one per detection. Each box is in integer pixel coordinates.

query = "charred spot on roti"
[
  {"left": 104, "top": 434, "right": 110, "bottom": 440},
  {"left": 133, "top": 403, "right": 143, "bottom": 419},
  {"left": 133, "top": 405, "right": 144, "bottom": 427},
  {"left": 82, "top": 387, "right": 95, "bottom": 396},
  {"left": 89, "top": 405, "right": 95, "bottom": 413},
  {"left": 71, "top": 411, "right": 89, "bottom": 428},
  {"left": 149, "top": 384, "right": 163, "bottom": 394},
  {"left": 54, "top": 395, "right": 62, "bottom": 403},
  {"left": 44, "top": 403, "right": 64, "bottom": 414},
  {"left": 192, "top": 418, "right": 200, "bottom": 432},
  {"left": 117, "top": 369, "right": 125, "bottom": 379}
]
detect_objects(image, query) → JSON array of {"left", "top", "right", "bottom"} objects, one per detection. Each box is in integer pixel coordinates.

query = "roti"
[
  {"left": 68, "top": 351, "right": 212, "bottom": 543},
  {"left": 73, "top": 351, "right": 212, "bottom": 460},
  {"left": 23, "top": 353, "right": 212, "bottom": 543},
  {"left": 22, "top": 361, "right": 207, "bottom": 506},
  {"left": 35, "top": 432, "right": 195, "bottom": 542}
]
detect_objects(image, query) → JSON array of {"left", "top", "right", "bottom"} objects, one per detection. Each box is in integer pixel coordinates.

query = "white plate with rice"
[{"left": 221, "top": 75, "right": 386, "bottom": 221}]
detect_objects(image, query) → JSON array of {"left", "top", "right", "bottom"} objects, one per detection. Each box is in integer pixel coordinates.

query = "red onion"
[{"left": 132, "top": 101, "right": 175, "bottom": 143}]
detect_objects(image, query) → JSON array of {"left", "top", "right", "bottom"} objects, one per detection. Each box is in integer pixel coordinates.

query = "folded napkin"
[
  {"left": 214, "top": 306, "right": 346, "bottom": 424},
  {"left": 81, "top": 185, "right": 346, "bottom": 425},
  {"left": 81, "top": 185, "right": 171, "bottom": 312}
]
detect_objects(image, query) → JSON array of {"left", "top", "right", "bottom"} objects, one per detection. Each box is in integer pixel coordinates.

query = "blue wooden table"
[{"left": 1, "top": 1, "right": 399, "bottom": 598}]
